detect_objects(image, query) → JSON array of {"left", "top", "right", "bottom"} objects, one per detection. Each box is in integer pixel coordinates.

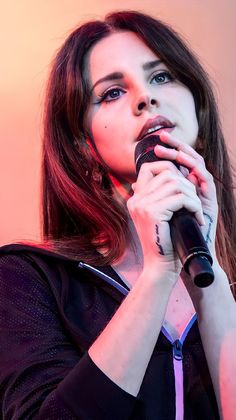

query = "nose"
[{"left": 133, "top": 93, "right": 158, "bottom": 116}]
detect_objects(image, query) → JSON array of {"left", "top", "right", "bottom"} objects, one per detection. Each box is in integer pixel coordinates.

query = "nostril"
[
  {"left": 150, "top": 99, "right": 156, "bottom": 105},
  {"left": 137, "top": 101, "right": 146, "bottom": 111}
]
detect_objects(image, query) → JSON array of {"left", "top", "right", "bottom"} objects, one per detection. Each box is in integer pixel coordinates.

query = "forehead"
[{"left": 86, "top": 31, "right": 159, "bottom": 81}]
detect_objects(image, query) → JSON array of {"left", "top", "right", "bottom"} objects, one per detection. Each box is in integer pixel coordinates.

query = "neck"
[
  {"left": 109, "top": 173, "right": 133, "bottom": 204},
  {"left": 108, "top": 173, "right": 143, "bottom": 266},
  {"left": 111, "top": 217, "right": 144, "bottom": 289}
]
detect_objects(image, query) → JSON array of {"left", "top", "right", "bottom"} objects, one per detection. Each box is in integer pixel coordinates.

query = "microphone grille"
[{"left": 135, "top": 135, "right": 167, "bottom": 175}]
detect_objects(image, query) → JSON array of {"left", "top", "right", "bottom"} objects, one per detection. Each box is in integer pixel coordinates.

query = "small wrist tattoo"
[
  {"left": 203, "top": 213, "right": 213, "bottom": 244},
  {"left": 155, "top": 224, "right": 164, "bottom": 255}
]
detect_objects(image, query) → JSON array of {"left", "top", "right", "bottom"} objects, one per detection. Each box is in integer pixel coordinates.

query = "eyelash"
[
  {"left": 95, "top": 70, "right": 174, "bottom": 104},
  {"left": 152, "top": 70, "right": 174, "bottom": 84}
]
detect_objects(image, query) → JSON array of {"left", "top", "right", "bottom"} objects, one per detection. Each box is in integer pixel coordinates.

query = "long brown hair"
[{"left": 25, "top": 11, "right": 236, "bottom": 292}]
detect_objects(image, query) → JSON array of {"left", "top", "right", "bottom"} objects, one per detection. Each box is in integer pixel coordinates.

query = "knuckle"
[
  {"left": 139, "top": 162, "right": 150, "bottom": 174},
  {"left": 142, "top": 206, "right": 152, "bottom": 218},
  {"left": 173, "top": 177, "right": 184, "bottom": 192},
  {"left": 191, "top": 182, "right": 197, "bottom": 191},
  {"left": 187, "top": 181, "right": 196, "bottom": 192},
  {"left": 164, "top": 169, "right": 176, "bottom": 180},
  {"left": 165, "top": 161, "right": 177, "bottom": 171},
  {"left": 127, "top": 196, "right": 146, "bottom": 216},
  {"left": 127, "top": 196, "right": 135, "bottom": 212},
  {"left": 179, "top": 192, "right": 185, "bottom": 201},
  {"left": 143, "top": 205, "right": 162, "bottom": 221},
  {"left": 163, "top": 169, "right": 172, "bottom": 178},
  {"left": 195, "top": 197, "right": 202, "bottom": 210}
]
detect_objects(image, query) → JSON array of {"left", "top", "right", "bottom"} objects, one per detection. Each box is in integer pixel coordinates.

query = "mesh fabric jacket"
[{"left": 0, "top": 244, "right": 219, "bottom": 419}]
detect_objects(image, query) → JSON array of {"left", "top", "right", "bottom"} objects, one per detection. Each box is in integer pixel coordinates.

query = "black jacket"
[{"left": 0, "top": 244, "right": 219, "bottom": 419}]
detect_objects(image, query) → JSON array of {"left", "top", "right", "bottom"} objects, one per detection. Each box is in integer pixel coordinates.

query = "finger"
[
  {"left": 131, "top": 174, "right": 205, "bottom": 225},
  {"left": 143, "top": 194, "right": 205, "bottom": 226},
  {"left": 154, "top": 144, "right": 209, "bottom": 184},
  {"left": 134, "top": 160, "right": 179, "bottom": 191},
  {"left": 135, "top": 170, "right": 196, "bottom": 198},
  {"left": 159, "top": 131, "right": 202, "bottom": 161},
  {"left": 188, "top": 173, "right": 199, "bottom": 187},
  {"left": 179, "top": 165, "right": 189, "bottom": 178},
  {"left": 131, "top": 182, "right": 136, "bottom": 191},
  {"left": 135, "top": 184, "right": 197, "bottom": 207}
]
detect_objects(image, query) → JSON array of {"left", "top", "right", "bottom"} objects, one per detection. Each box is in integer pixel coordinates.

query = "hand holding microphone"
[{"left": 134, "top": 133, "right": 215, "bottom": 288}]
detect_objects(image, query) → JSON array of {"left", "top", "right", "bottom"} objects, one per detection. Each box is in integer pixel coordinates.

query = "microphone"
[{"left": 135, "top": 135, "right": 214, "bottom": 288}]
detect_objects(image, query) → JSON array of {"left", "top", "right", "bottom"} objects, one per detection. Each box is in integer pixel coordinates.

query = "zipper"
[
  {"left": 173, "top": 339, "right": 183, "bottom": 361},
  {"left": 172, "top": 339, "right": 184, "bottom": 420},
  {"left": 162, "top": 314, "right": 197, "bottom": 420},
  {"left": 79, "top": 261, "right": 197, "bottom": 420}
]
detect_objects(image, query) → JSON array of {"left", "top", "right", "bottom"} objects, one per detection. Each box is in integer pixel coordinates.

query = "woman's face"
[{"left": 85, "top": 31, "right": 199, "bottom": 183}]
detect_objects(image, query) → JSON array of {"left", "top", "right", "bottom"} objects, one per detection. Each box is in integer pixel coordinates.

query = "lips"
[{"left": 137, "top": 116, "right": 175, "bottom": 141}]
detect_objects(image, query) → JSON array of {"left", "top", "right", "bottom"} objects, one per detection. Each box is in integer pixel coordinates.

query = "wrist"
[
  {"left": 188, "top": 263, "right": 233, "bottom": 314},
  {"left": 139, "top": 259, "right": 179, "bottom": 289}
]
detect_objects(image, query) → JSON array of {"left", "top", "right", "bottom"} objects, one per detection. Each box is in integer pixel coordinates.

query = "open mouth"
[{"left": 140, "top": 125, "right": 175, "bottom": 140}]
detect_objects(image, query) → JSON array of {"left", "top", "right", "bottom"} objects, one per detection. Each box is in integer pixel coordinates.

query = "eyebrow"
[{"left": 91, "top": 59, "right": 162, "bottom": 91}]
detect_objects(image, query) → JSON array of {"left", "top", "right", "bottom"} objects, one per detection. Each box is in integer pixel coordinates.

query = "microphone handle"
[{"left": 171, "top": 209, "right": 214, "bottom": 287}]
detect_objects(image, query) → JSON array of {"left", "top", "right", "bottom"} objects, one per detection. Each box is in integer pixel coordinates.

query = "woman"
[{"left": 0, "top": 10, "right": 235, "bottom": 420}]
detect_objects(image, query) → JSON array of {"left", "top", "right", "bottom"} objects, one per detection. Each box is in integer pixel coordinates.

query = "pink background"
[{"left": 1, "top": 0, "right": 235, "bottom": 245}]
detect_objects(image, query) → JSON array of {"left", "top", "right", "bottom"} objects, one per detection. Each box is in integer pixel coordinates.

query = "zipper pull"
[{"left": 173, "top": 339, "right": 183, "bottom": 361}]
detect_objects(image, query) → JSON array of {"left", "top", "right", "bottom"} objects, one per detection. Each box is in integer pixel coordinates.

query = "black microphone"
[{"left": 135, "top": 135, "right": 214, "bottom": 288}]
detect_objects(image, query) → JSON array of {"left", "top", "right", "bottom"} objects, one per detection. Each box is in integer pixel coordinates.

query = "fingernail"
[
  {"left": 154, "top": 144, "right": 164, "bottom": 151},
  {"left": 159, "top": 132, "right": 169, "bottom": 140},
  {"left": 180, "top": 166, "right": 189, "bottom": 177}
]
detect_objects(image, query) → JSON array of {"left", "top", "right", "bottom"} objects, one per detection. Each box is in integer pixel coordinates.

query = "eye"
[
  {"left": 151, "top": 71, "right": 174, "bottom": 85},
  {"left": 96, "top": 87, "right": 126, "bottom": 104}
]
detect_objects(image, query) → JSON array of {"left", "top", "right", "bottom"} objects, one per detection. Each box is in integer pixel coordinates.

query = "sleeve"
[{"left": 0, "top": 254, "right": 137, "bottom": 420}]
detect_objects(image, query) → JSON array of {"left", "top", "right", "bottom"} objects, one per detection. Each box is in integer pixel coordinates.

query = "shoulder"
[
  {"left": 0, "top": 242, "right": 124, "bottom": 307},
  {"left": 0, "top": 243, "right": 90, "bottom": 332},
  {"left": 0, "top": 242, "right": 72, "bottom": 262},
  {"left": 0, "top": 242, "right": 81, "bottom": 295},
  {"left": 0, "top": 242, "right": 78, "bottom": 269}
]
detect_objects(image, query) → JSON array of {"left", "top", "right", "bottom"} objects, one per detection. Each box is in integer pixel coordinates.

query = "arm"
[
  {"left": 157, "top": 131, "right": 236, "bottom": 418},
  {"left": 89, "top": 154, "right": 205, "bottom": 396},
  {"left": 89, "top": 263, "right": 177, "bottom": 396},
  {"left": 185, "top": 262, "right": 236, "bottom": 419},
  {"left": 0, "top": 254, "right": 136, "bottom": 420}
]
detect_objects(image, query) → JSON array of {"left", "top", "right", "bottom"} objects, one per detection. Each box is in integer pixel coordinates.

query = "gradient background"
[{"left": 1, "top": 0, "right": 235, "bottom": 245}]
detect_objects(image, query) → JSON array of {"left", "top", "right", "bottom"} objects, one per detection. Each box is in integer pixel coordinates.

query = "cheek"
[
  {"left": 92, "top": 124, "right": 115, "bottom": 153},
  {"left": 91, "top": 111, "right": 130, "bottom": 151},
  {"left": 182, "top": 91, "right": 199, "bottom": 131},
  {"left": 187, "top": 102, "right": 199, "bottom": 146},
  {"left": 90, "top": 109, "right": 114, "bottom": 138},
  {"left": 189, "top": 100, "right": 199, "bottom": 134}
]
